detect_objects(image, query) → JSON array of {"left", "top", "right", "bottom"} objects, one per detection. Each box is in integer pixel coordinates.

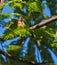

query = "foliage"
[{"left": 0, "top": 0, "right": 57, "bottom": 65}]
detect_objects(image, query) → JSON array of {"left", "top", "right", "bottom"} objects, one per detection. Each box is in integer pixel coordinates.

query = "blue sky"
[{"left": 0, "top": 1, "right": 57, "bottom": 63}]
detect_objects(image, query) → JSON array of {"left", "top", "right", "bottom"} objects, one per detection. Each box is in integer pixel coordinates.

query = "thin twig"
[
  {"left": 0, "top": 49, "right": 39, "bottom": 65},
  {"left": 30, "top": 16, "right": 57, "bottom": 30}
]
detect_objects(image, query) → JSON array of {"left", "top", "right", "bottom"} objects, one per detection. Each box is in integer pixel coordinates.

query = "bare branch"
[
  {"left": 0, "top": 0, "right": 5, "bottom": 12},
  {"left": 0, "top": 49, "right": 39, "bottom": 65},
  {"left": 30, "top": 16, "right": 57, "bottom": 30},
  {"left": 0, "top": 0, "right": 4, "bottom": 3}
]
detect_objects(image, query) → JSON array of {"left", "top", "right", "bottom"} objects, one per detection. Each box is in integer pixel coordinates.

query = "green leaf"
[
  {"left": 7, "top": 45, "right": 22, "bottom": 51},
  {"left": 28, "top": 2, "right": 42, "bottom": 12},
  {"left": 14, "top": 28, "right": 31, "bottom": 37}
]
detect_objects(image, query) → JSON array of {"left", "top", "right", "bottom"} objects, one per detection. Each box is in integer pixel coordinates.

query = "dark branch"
[
  {"left": 0, "top": 49, "right": 39, "bottom": 65},
  {"left": 30, "top": 16, "right": 57, "bottom": 30}
]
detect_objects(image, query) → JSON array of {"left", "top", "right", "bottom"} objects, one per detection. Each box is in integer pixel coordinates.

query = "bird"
[{"left": 17, "top": 16, "right": 26, "bottom": 28}]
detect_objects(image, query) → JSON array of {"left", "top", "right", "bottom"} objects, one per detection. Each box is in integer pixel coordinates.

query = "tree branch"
[
  {"left": 30, "top": 16, "right": 57, "bottom": 30},
  {"left": 0, "top": 0, "right": 5, "bottom": 12},
  {"left": 0, "top": 49, "right": 39, "bottom": 65}
]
